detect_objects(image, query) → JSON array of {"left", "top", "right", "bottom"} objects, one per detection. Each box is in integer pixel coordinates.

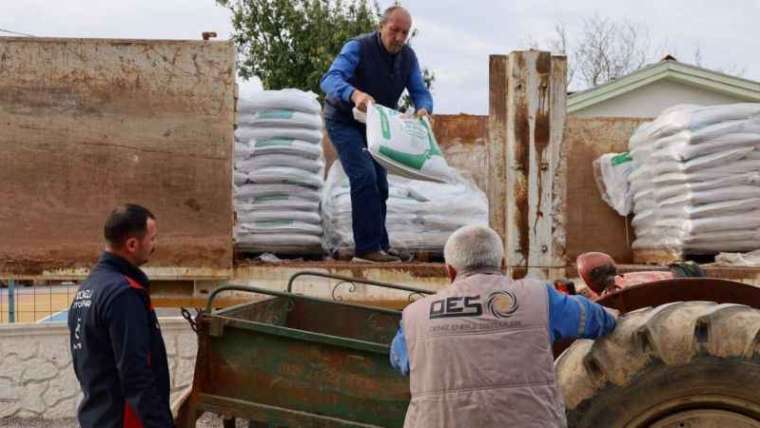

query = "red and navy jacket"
[{"left": 68, "top": 252, "right": 173, "bottom": 428}]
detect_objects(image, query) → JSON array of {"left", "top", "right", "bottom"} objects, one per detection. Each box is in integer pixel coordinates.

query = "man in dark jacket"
[
  {"left": 68, "top": 204, "right": 173, "bottom": 428},
  {"left": 321, "top": 5, "right": 433, "bottom": 263}
]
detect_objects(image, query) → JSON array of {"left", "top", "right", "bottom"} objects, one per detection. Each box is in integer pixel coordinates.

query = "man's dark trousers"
[{"left": 325, "top": 117, "right": 390, "bottom": 255}]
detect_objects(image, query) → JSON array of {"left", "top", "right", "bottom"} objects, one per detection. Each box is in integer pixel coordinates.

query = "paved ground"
[
  {"left": 0, "top": 418, "right": 79, "bottom": 428},
  {"left": 0, "top": 413, "right": 252, "bottom": 427}
]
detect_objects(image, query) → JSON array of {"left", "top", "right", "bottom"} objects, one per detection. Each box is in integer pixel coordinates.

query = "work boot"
[
  {"left": 352, "top": 250, "right": 401, "bottom": 263},
  {"left": 385, "top": 248, "right": 413, "bottom": 262}
]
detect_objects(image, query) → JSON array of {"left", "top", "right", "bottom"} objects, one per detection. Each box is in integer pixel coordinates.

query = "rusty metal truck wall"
[{"left": 0, "top": 37, "right": 236, "bottom": 275}]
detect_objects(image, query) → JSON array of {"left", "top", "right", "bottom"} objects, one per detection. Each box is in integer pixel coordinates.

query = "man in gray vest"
[{"left": 391, "top": 225, "right": 618, "bottom": 427}]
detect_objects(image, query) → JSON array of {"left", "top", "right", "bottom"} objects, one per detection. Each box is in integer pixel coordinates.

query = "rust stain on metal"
[
  {"left": 433, "top": 114, "right": 489, "bottom": 144},
  {"left": 514, "top": 175, "right": 530, "bottom": 266},
  {"left": 234, "top": 259, "right": 447, "bottom": 279},
  {"left": 488, "top": 55, "right": 509, "bottom": 243},
  {"left": 345, "top": 266, "right": 370, "bottom": 280},
  {"left": 533, "top": 52, "right": 552, "bottom": 239},
  {"left": 184, "top": 198, "right": 202, "bottom": 212},
  {"left": 513, "top": 54, "right": 531, "bottom": 268},
  {"left": 535, "top": 52, "right": 552, "bottom": 74},
  {"left": 533, "top": 53, "right": 552, "bottom": 160},
  {"left": 549, "top": 57, "right": 569, "bottom": 264},
  {"left": 435, "top": 114, "right": 489, "bottom": 190}
]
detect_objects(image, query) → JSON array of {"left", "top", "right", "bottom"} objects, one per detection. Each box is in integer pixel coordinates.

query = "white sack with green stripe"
[
  {"left": 239, "top": 109, "right": 322, "bottom": 129},
  {"left": 366, "top": 103, "right": 452, "bottom": 183},
  {"left": 593, "top": 152, "right": 636, "bottom": 216},
  {"left": 235, "top": 127, "right": 323, "bottom": 145}
]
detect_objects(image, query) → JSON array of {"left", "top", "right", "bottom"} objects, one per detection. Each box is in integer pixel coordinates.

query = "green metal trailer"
[{"left": 175, "top": 273, "right": 433, "bottom": 427}]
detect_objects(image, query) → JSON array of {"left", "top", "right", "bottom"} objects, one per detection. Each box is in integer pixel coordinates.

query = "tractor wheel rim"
[
  {"left": 650, "top": 409, "right": 760, "bottom": 428},
  {"left": 626, "top": 395, "right": 760, "bottom": 428}
]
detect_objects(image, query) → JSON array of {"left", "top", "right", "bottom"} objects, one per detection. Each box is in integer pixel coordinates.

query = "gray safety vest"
[{"left": 401, "top": 271, "right": 566, "bottom": 427}]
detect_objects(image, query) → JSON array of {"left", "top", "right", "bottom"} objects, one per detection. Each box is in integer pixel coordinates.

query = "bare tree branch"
[
  {"left": 531, "top": 15, "right": 652, "bottom": 89},
  {"left": 529, "top": 15, "right": 747, "bottom": 90},
  {"left": 693, "top": 44, "right": 704, "bottom": 67}
]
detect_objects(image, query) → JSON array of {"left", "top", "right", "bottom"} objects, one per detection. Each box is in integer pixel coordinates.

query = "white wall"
[
  {"left": 0, "top": 318, "right": 197, "bottom": 422},
  {"left": 572, "top": 79, "right": 748, "bottom": 118}
]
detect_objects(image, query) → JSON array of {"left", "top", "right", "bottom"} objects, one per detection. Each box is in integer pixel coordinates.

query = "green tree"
[{"left": 218, "top": 0, "right": 433, "bottom": 107}]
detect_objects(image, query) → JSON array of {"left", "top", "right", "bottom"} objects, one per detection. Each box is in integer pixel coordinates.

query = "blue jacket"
[
  {"left": 390, "top": 284, "right": 617, "bottom": 375},
  {"left": 321, "top": 31, "right": 433, "bottom": 122},
  {"left": 68, "top": 252, "right": 173, "bottom": 428}
]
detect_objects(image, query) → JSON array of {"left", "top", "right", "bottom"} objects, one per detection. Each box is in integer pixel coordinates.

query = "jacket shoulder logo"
[{"left": 487, "top": 290, "right": 519, "bottom": 318}]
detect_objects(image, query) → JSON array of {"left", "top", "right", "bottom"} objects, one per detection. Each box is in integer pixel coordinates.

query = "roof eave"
[{"left": 568, "top": 62, "right": 760, "bottom": 113}]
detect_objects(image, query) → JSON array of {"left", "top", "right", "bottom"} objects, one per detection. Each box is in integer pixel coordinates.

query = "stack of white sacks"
[
  {"left": 628, "top": 103, "right": 760, "bottom": 254},
  {"left": 322, "top": 162, "right": 489, "bottom": 256},
  {"left": 234, "top": 89, "right": 325, "bottom": 254}
]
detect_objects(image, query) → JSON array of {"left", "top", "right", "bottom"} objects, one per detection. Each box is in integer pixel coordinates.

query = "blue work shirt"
[
  {"left": 320, "top": 39, "right": 434, "bottom": 113},
  {"left": 390, "top": 284, "right": 617, "bottom": 376}
]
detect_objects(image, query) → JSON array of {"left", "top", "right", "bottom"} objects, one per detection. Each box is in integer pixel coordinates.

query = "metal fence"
[{"left": 0, "top": 280, "right": 79, "bottom": 324}]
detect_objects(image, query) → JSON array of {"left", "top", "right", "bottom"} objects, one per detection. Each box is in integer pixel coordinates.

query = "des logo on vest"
[{"left": 429, "top": 291, "right": 519, "bottom": 319}]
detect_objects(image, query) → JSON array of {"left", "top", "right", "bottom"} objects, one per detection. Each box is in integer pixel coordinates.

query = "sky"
[{"left": 2, "top": 0, "right": 759, "bottom": 114}]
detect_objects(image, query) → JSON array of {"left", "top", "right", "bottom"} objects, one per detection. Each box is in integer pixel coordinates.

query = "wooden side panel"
[{"left": 0, "top": 37, "right": 236, "bottom": 275}]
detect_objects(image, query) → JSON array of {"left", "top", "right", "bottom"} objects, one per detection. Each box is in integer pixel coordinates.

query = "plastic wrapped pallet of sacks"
[
  {"left": 627, "top": 103, "right": 760, "bottom": 255},
  {"left": 233, "top": 89, "right": 325, "bottom": 255},
  {"left": 321, "top": 162, "right": 489, "bottom": 257}
]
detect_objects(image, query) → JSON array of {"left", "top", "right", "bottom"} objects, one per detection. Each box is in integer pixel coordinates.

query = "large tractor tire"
[{"left": 555, "top": 301, "right": 760, "bottom": 427}]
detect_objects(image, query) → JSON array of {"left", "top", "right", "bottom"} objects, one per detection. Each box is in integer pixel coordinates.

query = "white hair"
[
  {"left": 443, "top": 225, "right": 504, "bottom": 273},
  {"left": 380, "top": 5, "right": 411, "bottom": 26}
]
